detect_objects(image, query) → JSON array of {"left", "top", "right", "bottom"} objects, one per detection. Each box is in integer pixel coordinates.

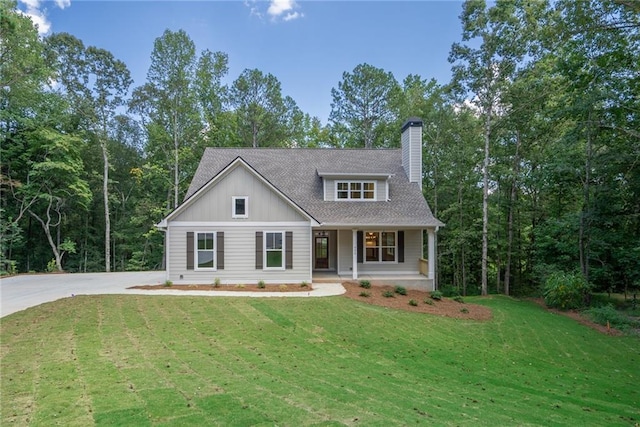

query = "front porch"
[{"left": 312, "top": 271, "right": 434, "bottom": 292}]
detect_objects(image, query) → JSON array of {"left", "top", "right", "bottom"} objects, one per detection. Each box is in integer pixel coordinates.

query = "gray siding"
[
  {"left": 402, "top": 125, "right": 422, "bottom": 185},
  {"left": 337, "top": 228, "right": 423, "bottom": 276},
  {"left": 323, "top": 178, "right": 388, "bottom": 201},
  {"left": 174, "top": 164, "right": 307, "bottom": 223},
  {"left": 167, "top": 223, "right": 311, "bottom": 284}
]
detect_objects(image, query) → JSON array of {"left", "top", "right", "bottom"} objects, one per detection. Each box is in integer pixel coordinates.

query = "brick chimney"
[{"left": 401, "top": 117, "right": 423, "bottom": 189}]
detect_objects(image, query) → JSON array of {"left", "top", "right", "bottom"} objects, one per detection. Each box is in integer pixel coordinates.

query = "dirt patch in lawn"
[
  {"left": 341, "top": 281, "right": 493, "bottom": 321},
  {"left": 128, "top": 283, "right": 312, "bottom": 292}
]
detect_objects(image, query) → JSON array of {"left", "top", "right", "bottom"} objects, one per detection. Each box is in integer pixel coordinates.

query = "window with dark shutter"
[
  {"left": 357, "top": 231, "right": 363, "bottom": 263},
  {"left": 398, "top": 230, "right": 405, "bottom": 263}
]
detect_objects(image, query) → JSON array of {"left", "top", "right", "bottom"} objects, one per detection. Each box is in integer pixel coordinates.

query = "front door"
[{"left": 315, "top": 236, "right": 329, "bottom": 269}]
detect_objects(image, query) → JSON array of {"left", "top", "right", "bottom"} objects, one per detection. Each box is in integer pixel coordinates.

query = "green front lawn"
[{"left": 1, "top": 295, "right": 638, "bottom": 426}]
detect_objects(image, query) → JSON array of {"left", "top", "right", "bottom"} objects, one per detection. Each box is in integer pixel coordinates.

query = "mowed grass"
[{"left": 1, "top": 295, "right": 639, "bottom": 426}]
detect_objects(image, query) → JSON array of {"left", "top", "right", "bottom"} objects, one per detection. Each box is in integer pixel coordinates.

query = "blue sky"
[{"left": 19, "top": 0, "right": 466, "bottom": 124}]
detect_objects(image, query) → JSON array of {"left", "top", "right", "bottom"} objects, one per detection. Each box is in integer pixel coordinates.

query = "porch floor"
[{"left": 313, "top": 272, "right": 433, "bottom": 291}]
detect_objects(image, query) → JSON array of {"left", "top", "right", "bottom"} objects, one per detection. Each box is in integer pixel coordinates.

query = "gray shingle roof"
[{"left": 185, "top": 148, "right": 443, "bottom": 227}]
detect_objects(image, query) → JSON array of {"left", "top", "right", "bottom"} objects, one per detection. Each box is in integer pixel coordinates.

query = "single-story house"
[{"left": 156, "top": 118, "right": 444, "bottom": 290}]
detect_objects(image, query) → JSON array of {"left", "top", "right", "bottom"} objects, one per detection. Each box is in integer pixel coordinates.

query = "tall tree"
[
  {"left": 329, "top": 63, "right": 400, "bottom": 148},
  {"left": 131, "top": 29, "right": 202, "bottom": 209},
  {"left": 228, "top": 68, "right": 295, "bottom": 147},
  {"left": 449, "top": 0, "right": 528, "bottom": 295}
]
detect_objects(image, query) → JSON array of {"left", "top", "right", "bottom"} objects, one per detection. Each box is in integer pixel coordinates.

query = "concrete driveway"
[
  {"left": 0, "top": 272, "right": 345, "bottom": 318},
  {"left": 1, "top": 271, "right": 165, "bottom": 318}
]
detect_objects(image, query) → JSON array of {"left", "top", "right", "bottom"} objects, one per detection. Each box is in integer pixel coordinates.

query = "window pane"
[
  {"left": 266, "top": 251, "right": 283, "bottom": 267},
  {"left": 198, "top": 233, "right": 213, "bottom": 250},
  {"left": 350, "top": 182, "right": 362, "bottom": 191},
  {"left": 365, "top": 232, "right": 378, "bottom": 247},
  {"left": 337, "top": 191, "right": 348, "bottom": 199},
  {"left": 266, "top": 232, "right": 282, "bottom": 250},
  {"left": 198, "top": 251, "right": 214, "bottom": 268},
  {"left": 364, "top": 182, "right": 375, "bottom": 191},
  {"left": 363, "top": 191, "right": 375, "bottom": 199},
  {"left": 382, "top": 232, "right": 395, "bottom": 246},
  {"left": 366, "top": 248, "right": 379, "bottom": 262},
  {"left": 337, "top": 182, "right": 348, "bottom": 190},
  {"left": 235, "top": 198, "right": 245, "bottom": 215},
  {"left": 382, "top": 248, "right": 395, "bottom": 262}
]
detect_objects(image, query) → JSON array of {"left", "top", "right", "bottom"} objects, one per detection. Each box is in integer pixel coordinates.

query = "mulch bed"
[
  {"left": 527, "top": 298, "right": 623, "bottom": 336},
  {"left": 341, "top": 281, "right": 493, "bottom": 321},
  {"left": 128, "top": 284, "right": 312, "bottom": 293}
]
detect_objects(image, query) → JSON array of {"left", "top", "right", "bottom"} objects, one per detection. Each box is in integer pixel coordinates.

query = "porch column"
[
  {"left": 352, "top": 229, "right": 358, "bottom": 280},
  {"left": 427, "top": 228, "right": 435, "bottom": 281}
]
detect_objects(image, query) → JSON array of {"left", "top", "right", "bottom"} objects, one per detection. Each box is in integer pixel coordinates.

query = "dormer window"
[
  {"left": 232, "top": 196, "right": 248, "bottom": 218},
  {"left": 336, "top": 181, "right": 376, "bottom": 201}
]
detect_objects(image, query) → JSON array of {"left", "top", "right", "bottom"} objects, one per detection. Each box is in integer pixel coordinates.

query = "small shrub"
[
  {"left": 47, "top": 259, "right": 57, "bottom": 272},
  {"left": 213, "top": 277, "right": 221, "bottom": 288},
  {"left": 164, "top": 280, "right": 173, "bottom": 287},
  {"left": 424, "top": 298, "right": 434, "bottom": 305},
  {"left": 359, "top": 280, "right": 371, "bottom": 289},
  {"left": 394, "top": 286, "right": 407, "bottom": 296},
  {"left": 359, "top": 291, "right": 371, "bottom": 298},
  {"left": 440, "top": 285, "right": 461, "bottom": 298},
  {"left": 236, "top": 284, "right": 245, "bottom": 289},
  {"left": 453, "top": 295, "right": 464, "bottom": 303},
  {"left": 382, "top": 290, "right": 395, "bottom": 298},
  {"left": 408, "top": 299, "right": 418, "bottom": 306},
  {"left": 543, "top": 272, "right": 590, "bottom": 310},
  {"left": 279, "top": 284, "right": 288, "bottom": 291},
  {"left": 460, "top": 307, "right": 469, "bottom": 314},
  {"left": 300, "top": 281, "right": 309, "bottom": 288},
  {"left": 430, "top": 290, "right": 443, "bottom": 301},
  {"left": 257, "top": 280, "right": 266, "bottom": 289}
]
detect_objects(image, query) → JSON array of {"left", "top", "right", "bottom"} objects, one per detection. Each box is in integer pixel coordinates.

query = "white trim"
[
  {"left": 318, "top": 171, "right": 393, "bottom": 179},
  {"left": 165, "top": 225, "right": 171, "bottom": 280},
  {"left": 263, "top": 230, "right": 285, "bottom": 270},
  {"left": 232, "top": 196, "right": 249, "bottom": 219},
  {"left": 352, "top": 229, "right": 358, "bottom": 280},
  {"left": 335, "top": 180, "right": 377, "bottom": 201},
  {"left": 194, "top": 231, "right": 217, "bottom": 271},
  {"left": 168, "top": 221, "right": 307, "bottom": 228}
]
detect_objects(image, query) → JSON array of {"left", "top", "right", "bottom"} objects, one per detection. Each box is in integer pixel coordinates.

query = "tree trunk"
[
  {"left": 481, "top": 108, "right": 491, "bottom": 296},
  {"left": 29, "top": 202, "right": 63, "bottom": 271},
  {"left": 102, "top": 140, "right": 111, "bottom": 272},
  {"left": 505, "top": 131, "right": 521, "bottom": 296},
  {"left": 579, "top": 112, "right": 592, "bottom": 283},
  {"left": 173, "top": 110, "right": 180, "bottom": 209}
]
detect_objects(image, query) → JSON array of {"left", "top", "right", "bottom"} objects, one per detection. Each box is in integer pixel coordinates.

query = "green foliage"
[
  {"left": 46, "top": 259, "right": 57, "bottom": 273},
  {"left": 583, "top": 304, "right": 640, "bottom": 334},
  {"left": 359, "top": 280, "right": 371, "bottom": 289},
  {"left": 164, "top": 280, "right": 172, "bottom": 287},
  {"left": 453, "top": 295, "right": 464, "bottom": 304},
  {"left": 394, "top": 286, "right": 407, "bottom": 296},
  {"left": 359, "top": 291, "right": 370, "bottom": 298},
  {"left": 257, "top": 280, "right": 266, "bottom": 289},
  {"left": 213, "top": 277, "right": 221, "bottom": 288},
  {"left": 430, "top": 290, "right": 443, "bottom": 301},
  {"left": 300, "top": 281, "right": 309, "bottom": 288},
  {"left": 543, "top": 272, "right": 590, "bottom": 310},
  {"left": 382, "top": 290, "right": 395, "bottom": 298},
  {"left": 424, "top": 298, "right": 434, "bottom": 305},
  {"left": 408, "top": 299, "right": 418, "bottom": 306},
  {"left": 460, "top": 307, "right": 469, "bottom": 314},
  {"left": 439, "top": 285, "right": 461, "bottom": 298}
]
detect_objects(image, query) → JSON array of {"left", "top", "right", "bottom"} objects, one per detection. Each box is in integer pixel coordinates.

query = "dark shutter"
[
  {"left": 398, "top": 230, "right": 405, "bottom": 263},
  {"left": 186, "top": 232, "right": 194, "bottom": 270},
  {"left": 217, "top": 232, "right": 224, "bottom": 269},
  {"left": 357, "top": 231, "right": 363, "bottom": 264},
  {"left": 255, "top": 231, "right": 263, "bottom": 269},
  {"left": 285, "top": 231, "right": 293, "bottom": 269}
]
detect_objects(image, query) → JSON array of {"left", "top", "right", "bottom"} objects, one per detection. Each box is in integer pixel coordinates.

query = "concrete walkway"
[{"left": 0, "top": 272, "right": 345, "bottom": 318}]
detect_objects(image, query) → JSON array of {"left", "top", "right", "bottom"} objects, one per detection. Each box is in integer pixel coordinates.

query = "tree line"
[{"left": 2, "top": 0, "right": 638, "bottom": 296}]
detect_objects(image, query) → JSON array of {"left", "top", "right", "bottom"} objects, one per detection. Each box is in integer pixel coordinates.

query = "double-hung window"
[
  {"left": 232, "top": 196, "right": 248, "bottom": 218},
  {"left": 364, "top": 231, "right": 396, "bottom": 262},
  {"left": 336, "top": 181, "right": 376, "bottom": 200},
  {"left": 196, "top": 232, "right": 216, "bottom": 269},
  {"left": 264, "top": 231, "right": 284, "bottom": 269}
]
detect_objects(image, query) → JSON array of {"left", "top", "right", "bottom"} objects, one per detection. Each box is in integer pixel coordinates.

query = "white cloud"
[
  {"left": 244, "top": 0, "right": 303, "bottom": 22},
  {"left": 18, "top": 0, "right": 71, "bottom": 36}
]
